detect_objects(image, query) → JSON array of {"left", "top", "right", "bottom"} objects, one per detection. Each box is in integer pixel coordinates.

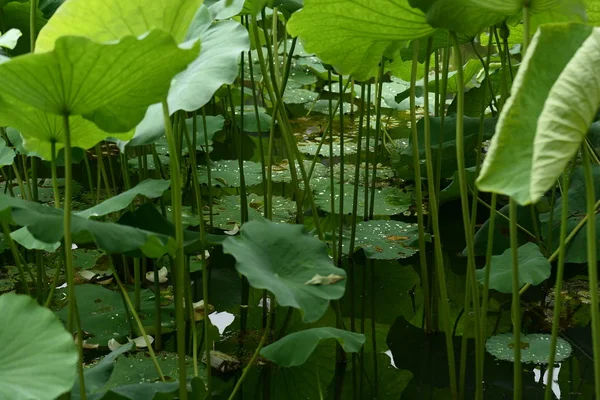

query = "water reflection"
[{"left": 534, "top": 364, "right": 561, "bottom": 399}]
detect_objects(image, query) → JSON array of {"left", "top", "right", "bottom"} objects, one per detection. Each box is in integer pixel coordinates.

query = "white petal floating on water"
[{"left": 209, "top": 311, "right": 235, "bottom": 335}]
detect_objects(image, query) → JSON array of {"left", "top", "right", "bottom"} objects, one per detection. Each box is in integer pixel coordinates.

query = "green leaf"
[
  {"left": 168, "top": 6, "right": 250, "bottom": 113},
  {"left": 410, "top": 0, "right": 521, "bottom": 36},
  {"left": 588, "top": 0, "right": 600, "bottom": 25},
  {"left": 486, "top": 333, "right": 572, "bottom": 363},
  {"left": 0, "top": 98, "right": 133, "bottom": 160},
  {"left": 11, "top": 226, "right": 60, "bottom": 252},
  {"left": 128, "top": 8, "right": 249, "bottom": 147},
  {"left": 530, "top": 28, "right": 600, "bottom": 201},
  {"left": 540, "top": 165, "right": 600, "bottom": 263},
  {"left": 208, "top": 0, "right": 245, "bottom": 19},
  {"left": 35, "top": 0, "right": 202, "bottom": 51},
  {"left": 260, "top": 327, "right": 364, "bottom": 367},
  {"left": 341, "top": 220, "right": 419, "bottom": 260},
  {"left": 476, "top": 23, "right": 594, "bottom": 205},
  {"left": 76, "top": 179, "right": 170, "bottom": 219},
  {"left": 0, "top": 31, "right": 199, "bottom": 133},
  {"left": 393, "top": 115, "right": 496, "bottom": 180},
  {"left": 198, "top": 159, "right": 264, "bottom": 187},
  {"left": 0, "top": 293, "right": 77, "bottom": 399},
  {"left": 287, "top": 0, "right": 435, "bottom": 80},
  {"left": 72, "top": 342, "right": 135, "bottom": 397},
  {"left": 0, "top": 137, "right": 15, "bottom": 166},
  {"left": 475, "top": 242, "right": 551, "bottom": 293},
  {"left": 314, "top": 184, "right": 412, "bottom": 216},
  {"left": 223, "top": 218, "right": 346, "bottom": 322},
  {"left": 0, "top": 194, "right": 176, "bottom": 258},
  {"left": 57, "top": 284, "right": 174, "bottom": 346},
  {"left": 210, "top": 194, "right": 296, "bottom": 229}
]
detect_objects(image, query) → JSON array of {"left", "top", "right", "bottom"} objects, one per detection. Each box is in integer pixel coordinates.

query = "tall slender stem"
[
  {"left": 336, "top": 73, "right": 345, "bottom": 264},
  {"left": 62, "top": 113, "right": 86, "bottom": 398},
  {"left": 162, "top": 101, "right": 188, "bottom": 400},
  {"left": 420, "top": 37, "right": 457, "bottom": 399},
  {"left": 509, "top": 198, "right": 522, "bottom": 399},
  {"left": 228, "top": 303, "right": 272, "bottom": 400},
  {"left": 583, "top": 147, "right": 600, "bottom": 400},
  {"left": 544, "top": 172, "right": 569, "bottom": 400},
  {"left": 410, "top": 42, "right": 432, "bottom": 333},
  {"left": 182, "top": 114, "right": 212, "bottom": 395},
  {"left": 450, "top": 32, "right": 483, "bottom": 399}
]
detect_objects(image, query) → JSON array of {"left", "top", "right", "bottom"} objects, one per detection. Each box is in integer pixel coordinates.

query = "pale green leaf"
[
  {"left": 287, "top": 0, "right": 435, "bottom": 80},
  {"left": 35, "top": 0, "right": 202, "bottom": 51},
  {"left": 0, "top": 31, "right": 199, "bottom": 133},
  {"left": 167, "top": 7, "right": 250, "bottom": 112},
  {"left": 531, "top": 28, "right": 600, "bottom": 201},
  {"left": 588, "top": 0, "right": 600, "bottom": 25},
  {"left": 0, "top": 96, "right": 133, "bottom": 160},
  {"left": 260, "top": 328, "right": 365, "bottom": 367},
  {"left": 475, "top": 242, "right": 551, "bottom": 293},
  {"left": 413, "top": 0, "right": 521, "bottom": 36},
  {"left": 76, "top": 179, "right": 170, "bottom": 219},
  {"left": 486, "top": 333, "right": 572, "bottom": 363},
  {"left": 476, "top": 23, "right": 594, "bottom": 204},
  {"left": 0, "top": 137, "right": 15, "bottom": 166},
  {"left": 0, "top": 293, "right": 78, "bottom": 399}
]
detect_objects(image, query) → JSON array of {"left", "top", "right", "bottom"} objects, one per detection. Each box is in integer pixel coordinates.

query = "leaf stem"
[
  {"left": 228, "top": 300, "right": 273, "bottom": 400},
  {"left": 582, "top": 146, "right": 600, "bottom": 400},
  {"left": 162, "top": 100, "right": 188, "bottom": 400}
]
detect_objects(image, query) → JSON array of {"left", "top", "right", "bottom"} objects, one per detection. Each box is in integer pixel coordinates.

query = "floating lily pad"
[
  {"left": 210, "top": 194, "right": 296, "bottom": 229},
  {"left": 0, "top": 293, "right": 77, "bottom": 400},
  {"left": 486, "top": 333, "right": 572, "bottom": 364},
  {"left": 341, "top": 220, "right": 419, "bottom": 259},
  {"left": 223, "top": 218, "right": 346, "bottom": 322},
  {"left": 103, "top": 351, "right": 196, "bottom": 388},
  {"left": 314, "top": 184, "right": 412, "bottom": 216},
  {"left": 198, "top": 159, "right": 264, "bottom": 187},
  {"left": 306, "top": 99, "right": 357, "bottom": 115},
  {"left": 475, "top": 242, "right": 551, "bottom": 294},
  {"left": 57, "top": 284, "right": 174, "bottom": 346},
  {"left": 283, "top": 88, "right": 318, "bottom": 104}
]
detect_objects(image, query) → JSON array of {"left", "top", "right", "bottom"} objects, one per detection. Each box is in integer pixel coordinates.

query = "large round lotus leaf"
[
  {"left": 477, "top": 24, "right": 594, "bottom": 205},
  {"left": 210, "top": 194, "right": 296, "bottom": 229},
  {"left": 475, "top": 242, "right": 551, "bottom": 294},
  {"left": 486, "top": 333, "right": 572, "bottom": 364},
  {"left": 57, "top": 284, "right": 174, "bottom": 346},
  {"left": 260, "top": 327, "right": 364, "bottom": 367},
  {"left": 0, "top": 293, "right": 78, "bottom": 399},
  {"left": 411, "top": 0, "right": 521, "bottom": 37},
  {"left": 341, "top": 220, "right": 419, "bottom": 259},
  {"left": 287, "top": 0, "right": 434, "bottom": 80},
  {"left": 198, "top": 160, "right": 264, "bottom": 187},
  {"left": 35, "top": 0, "right": 202, "bottom": 51},
  {"left": 0, "top": 31, "right": 199, "bottom": 134},
  {"left": 0, "top": 97, "right": 127, "bottom": 160},
  {"left": 123, "top": 5, "right": 250, "bottom": 148},
  {"left": 223, "top": 218, "right": 346, "bottom": 322},
  {"left": 314, "top": 184, "right": 412, "bottom": 216}
]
